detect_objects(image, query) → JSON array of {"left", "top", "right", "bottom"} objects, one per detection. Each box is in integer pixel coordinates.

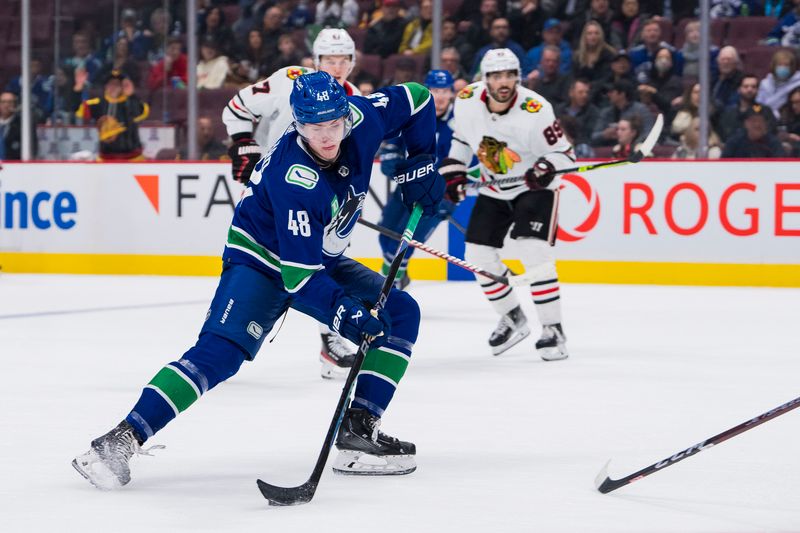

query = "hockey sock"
[
  {"left": 465, "top": 243, "right": 520, "bottom": 315},
  {"left": 126, "top": 334, "right": 246, "bottom": 441},
  {"left": 352, "top": 290, "right": 419, "bottom": 417},
  {"left": 530, "top": 276, "right": 562, "bottom": 325},
  {"left": 352, "top": 343, "right": 412, "bottom": 417},
  {"left": 516, "top": 238, "right": 563, "bottom": 325},
  {"left": 381, "top": 254, "right": 409, "bottom": 281}
]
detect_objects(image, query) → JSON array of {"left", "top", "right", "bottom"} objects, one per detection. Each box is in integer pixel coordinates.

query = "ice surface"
[{"left": 1, "top": 273, "right": 798, "bottom": 532}]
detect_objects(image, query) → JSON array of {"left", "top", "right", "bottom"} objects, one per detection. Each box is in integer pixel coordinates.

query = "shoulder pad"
[{"left": 457, "top": 84, "right": 477, "bottom": 100}]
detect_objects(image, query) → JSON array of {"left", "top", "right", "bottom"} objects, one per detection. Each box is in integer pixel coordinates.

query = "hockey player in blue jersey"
[
  {"left": 72, "top": 71, "right": 444, "bottom": 489},
  {"left": 377, "top": 70, "right": 461, "bottom": 287}
]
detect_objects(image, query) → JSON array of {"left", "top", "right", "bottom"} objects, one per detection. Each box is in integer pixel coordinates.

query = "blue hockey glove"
[
  {"left": 331, "top": 296, "right": 391, "bottom": 348},
  {"left": 393, "top": 154, "right": 445, "bottom": 216}
]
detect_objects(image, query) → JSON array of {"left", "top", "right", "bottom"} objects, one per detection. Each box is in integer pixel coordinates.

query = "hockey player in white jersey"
[
  {"left": 439, "top": 49, "right": 575, "bottom": 361},
  {"left": 221, "top": 28, "right": 362, "bottom": 379}
]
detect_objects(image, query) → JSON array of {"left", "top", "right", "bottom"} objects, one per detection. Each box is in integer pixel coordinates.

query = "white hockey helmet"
[
  {"left": 480, "top": 48, "right": 521, "bottom": 81},
  {"left": 313, "top": 28, "right": 356, "bottom": 75}
]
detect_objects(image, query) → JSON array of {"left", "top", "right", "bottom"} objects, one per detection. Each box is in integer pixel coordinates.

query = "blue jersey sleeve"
[{"left": 359, "top": 83, "right": 437, "bottom": 160}]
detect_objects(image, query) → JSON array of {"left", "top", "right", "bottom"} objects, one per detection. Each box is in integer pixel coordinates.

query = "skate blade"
[
  {"left": 331, "top": 450, "right": 417, "bottom": 476},
  {"left": 538, "top": 345, "right": 569, "bottom": 361},
  {"left": 491, "top": 326, "right": 531, "bottom": 356},
  {"left": 71, "top": 454, "right": 122, "bottom": 491}
]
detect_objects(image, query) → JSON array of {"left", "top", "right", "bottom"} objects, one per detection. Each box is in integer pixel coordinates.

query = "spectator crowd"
[{"left": 3, "top": 0, "right": 800, "bottom": 159}]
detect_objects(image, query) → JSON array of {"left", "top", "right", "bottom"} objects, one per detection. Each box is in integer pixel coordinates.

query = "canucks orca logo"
[{"left": 323, "top": 185, "right": 366, "bottom": 257}]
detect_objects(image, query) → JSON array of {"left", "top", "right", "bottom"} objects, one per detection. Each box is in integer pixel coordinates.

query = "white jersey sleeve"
[
  {"left": 221, "top": 67, "right": 362, "bottom": 150},
  {"left": 450, "top": 82, "right": 575, "bottom": 200},
  {"left": 221, "top": 66, "right": 314, "bottom": 147}
]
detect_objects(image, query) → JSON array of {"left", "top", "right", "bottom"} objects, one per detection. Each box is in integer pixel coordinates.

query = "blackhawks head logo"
[
  {"left": 477, "top": 136, "right": 521, "bottom": 175},
  {"left": 520, "top": 97, "right": 543, "bottom": 113},
  {"left": 286, "top": 67, "right": 307, "bottom": 80},
  {"left": 457, "top": 85, "right": 475, "bottom": 99}
]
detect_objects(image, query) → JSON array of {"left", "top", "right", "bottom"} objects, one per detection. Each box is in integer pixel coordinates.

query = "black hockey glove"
[
  {"left": 228, "top": 138, "right": 262, "bottom": 185},
  {"left": 439, "top": 157, "right": 468, "bottom": 203},
  {"left": 393, "top": 154, "right": 445, "bottom": 216},
  {"left": 331, "top": 296, "right": 391, "bottom": 348},
  {"left": 524, "top": 157, "right": 557, "bottom": 190}
]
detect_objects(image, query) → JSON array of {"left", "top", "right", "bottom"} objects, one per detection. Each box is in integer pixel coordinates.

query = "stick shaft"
[
  {"left": 597, "top": 394, "right": 800, "bottom": 493},
  {"left": 357, "top": 217, "right": 511, "bottom": 286}
]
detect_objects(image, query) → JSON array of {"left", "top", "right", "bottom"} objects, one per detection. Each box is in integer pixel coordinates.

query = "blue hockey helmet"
[
  {"left": 424, "top": 69, "right": 454, "bottom": 90},
  {"left": 290, "top": 71, "right": 352, "bottom": 127}
]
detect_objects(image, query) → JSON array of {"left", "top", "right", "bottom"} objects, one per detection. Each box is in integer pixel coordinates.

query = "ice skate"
[
  {"left": 332, "top": 408, "right": 416, "bottom": 476},
  {"left": 489, "top": 306, "right": 531, "bottom": 355},
  {"left": 536, "top": 323, "right": 568, "bottom": 361},
  {"left": 395, "top": 272, "right": 411, "bottom": 291},
  {"left": 72, "top": 421, "right": 162, "bottom": 490},
  {"left": 320, "top": 332, "right": 356, "bottom": 379}
]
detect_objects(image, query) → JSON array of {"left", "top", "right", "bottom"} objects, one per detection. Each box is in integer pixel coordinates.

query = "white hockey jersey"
[
  {"left": 221, "top": 66, "right": 361, "bottom": 149},
  {"left": 448, "top": 81, "right": 575, "bottom": 201}
]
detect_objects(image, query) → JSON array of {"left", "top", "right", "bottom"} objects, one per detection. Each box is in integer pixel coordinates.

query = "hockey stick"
[
  {"left": 257, "top": 204, "right": 424, "bottom": 506},
  {"left": 367, "top": 185, "right": 385, "bottom": 210},
  {"left": 595, "top": 394, "right": 800, "bottom": 494},
  {"left": 446, "top": 214, "right": 467, "bottom": 235},
  {"left": 357, "top": 218, "right": 534, "bottom": 287},
  {"left": 471, "top": 114, "right": 664, "bottom": 190},
  {"left": 371, "top": 180, "right": 467, "bottom": 236}
]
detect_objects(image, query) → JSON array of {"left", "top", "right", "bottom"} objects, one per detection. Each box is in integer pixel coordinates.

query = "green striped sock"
[
  {"left": 145, "top": 364, "right": 201, "bottom": 416},
  {"left": 359, "top": 347, "right": 410, "bottom": 387}
]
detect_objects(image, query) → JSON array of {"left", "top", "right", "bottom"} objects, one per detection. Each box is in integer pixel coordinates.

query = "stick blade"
[
  {"left": 629, "top": 113, "right": 664, "bottom": 163},
  {"left": 594, "top": 459, "right": 612, "bottom": 492},
  {"left": 594, "top": 459, "right": 631, "bottom": 494},
  {"left": 257, "top": 479, "right": 318, "bottom": 506}
]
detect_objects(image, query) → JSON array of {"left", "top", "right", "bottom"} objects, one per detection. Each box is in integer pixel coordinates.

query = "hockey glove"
[
  {"left": 439, "top": 157, "right": 469, "bottom": 203},
  {"left": 331, "top": 296, "right": 392, "bottom": 349},
  {"left": 394, "top": 154, "right": 445, "bottom": 216},
  {"left": 523, "top": 157, "right": 557, "bottom": 190},
  {"left": 228, "top": 138, "right": 262, "bottom": 185}
]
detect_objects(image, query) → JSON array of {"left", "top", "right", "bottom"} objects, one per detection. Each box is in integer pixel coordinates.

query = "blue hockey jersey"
[{"left": 223, "top": 83, "right": 435, "bottom": 317}]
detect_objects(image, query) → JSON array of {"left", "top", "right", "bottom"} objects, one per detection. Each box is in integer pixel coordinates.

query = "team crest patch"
[
  {"left": 520, "top": 97, "right": 543, "bottom": 113},
  {"left": 286, "top": 67, "right": 307, "bottom": 80},
  {"left": 477, "top": 136, "right": 521, "bottom": 175},
  {"left": 457, "top": 85, "right": 475, "bottom": 99},
  {"left": 285, "top": 164, "right": 319, "bottom": 189}
]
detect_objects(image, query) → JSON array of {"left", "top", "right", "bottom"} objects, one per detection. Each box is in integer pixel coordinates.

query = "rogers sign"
[{"left": 557, "top": 174, "right": 800, "bottom": 240}]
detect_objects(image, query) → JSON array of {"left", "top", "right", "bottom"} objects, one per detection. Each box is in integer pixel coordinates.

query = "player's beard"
[{"left": 487, "top": 84, "right": 516, "bottom": 104}]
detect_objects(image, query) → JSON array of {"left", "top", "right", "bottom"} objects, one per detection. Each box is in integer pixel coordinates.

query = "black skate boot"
[
  {"left": 320, "top": 332, "right": 356, "bottom": 379},
  {"left": 536, "top": 323, "right": 568, "bottom": 361},
  {"left": 72, "top": 421, "right": 162, "bottom": 490},
  {"left": 395, "top": 272, "right": 411, "bottom": 291},
  {"left": 489, "top": 306, "right": 531, "bottom": 355},
  {"left": 332, "top": 408, "right": 416, "bottom": 476}
]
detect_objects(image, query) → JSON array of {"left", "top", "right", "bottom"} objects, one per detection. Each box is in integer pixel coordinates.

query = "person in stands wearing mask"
[{"left": 756, "top": 49, "right": 800, "bottom": 118}]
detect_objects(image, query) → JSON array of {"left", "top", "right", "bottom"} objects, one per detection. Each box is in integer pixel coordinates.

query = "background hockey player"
[
  {"left": 376, "top": 69, "right": 458, "bottom": 288},
  {"left": 440, "top": 48, "right": 574, "bottom": 361},
  {"left": 221, "top": 28, "right": 361, "bottom": 379},
  {"left": 73, "top": 71, "right": 444, "bottom": 489}
]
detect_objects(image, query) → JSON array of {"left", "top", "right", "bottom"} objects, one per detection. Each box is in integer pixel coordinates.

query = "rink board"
[{"left": 0, "top": 160, "right": 798, "bottom": 286}]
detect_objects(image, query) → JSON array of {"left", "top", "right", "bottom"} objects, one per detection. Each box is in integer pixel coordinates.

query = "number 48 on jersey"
[{"left": 288, "top": 210, "right": 311, "bottom": 237}]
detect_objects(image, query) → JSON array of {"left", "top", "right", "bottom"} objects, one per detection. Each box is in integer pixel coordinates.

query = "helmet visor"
[{"left": 295, "top": 115, "right": 353, "bottom": 144}]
